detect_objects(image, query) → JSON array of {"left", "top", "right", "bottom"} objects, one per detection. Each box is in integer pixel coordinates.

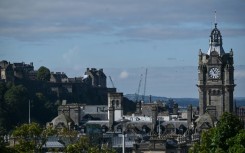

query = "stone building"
[
  {"left": 50, "top": 72, "right": 69, "bottom": 83},
  {"left": 47, "top": 113, "right": 75, "bottom": 130},
  {"left": 197, "top": 23, "right": 235, "bottom": 119},
  {"left": 84, "top": 68, "right": 106, "bottom": 87},
  {"left": 0, "top": 60, "right": 14, "bottom": 82},
  {"left": 0, "top": 60, "right": 35, "bottom": 81}
]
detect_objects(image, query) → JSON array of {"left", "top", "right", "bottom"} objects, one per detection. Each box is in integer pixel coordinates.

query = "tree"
[
  {"left": 65, "top": 136, "right": 90, "bottom": 153},
  {"left": 65, "top": 136, "right": 116, "bottom": 153},
  {"left": 4, "top": 84, "right": 29, "bottom": 128},
  {"left": 227, "top": 130, "right": 245, "bottom": 153},
  {"left": 213, "top": 112, "right": 243, "bottom": 150},
  {"left": 32, "top": 92, "right": 57, "bottom": 124},
  {"left": 37, "top": 66, "right": 50, "bottom": 81},
  {"left": 12, "top": 122, "right": 43, "bottom": 152},
  {"left": 189, "top": 112, "right": 245, "bottom": 153},
  {"left": 0, "top": 82, "right": 7, "bottom": 103}
]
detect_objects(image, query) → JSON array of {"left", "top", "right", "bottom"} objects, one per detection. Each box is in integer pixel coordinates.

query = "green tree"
[
  {"left": 4, "top": 84, "right": 29, "bottom": 128},
  {"left": 12, "top": 122, "right": 43, "bottom": 152},
  {"left": 0, "top": 82, "right": 7, "bottom": 103},
  {"left": 4, "top": 85, "right": 28, "bottom": 109},
  {"left": 37, "top": 66, "right": 51, "bottom": 81},
  {"left": 42, "top": 126, "right": 58, "bottom": 137},
  {"left": 32, "top": 92, "right": 57, "bottom": 124},
  {"left": 65, "top": 136, "right": 116, "bottom": 153},
  {"left": 65, "top": 136, "right": 90, "bottom": 153},
  {"left": 227, "top": 130, "right": 245, "bottom": 153},
  {"left": 189, "top": 112, "right": 244, "bottom": 153},
  {"left": 213, "top": 112, "right": 243, "bottom": 151}
]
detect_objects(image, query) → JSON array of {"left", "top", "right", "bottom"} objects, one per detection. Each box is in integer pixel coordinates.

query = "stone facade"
[
  {"left": 84, "top": 68, "right": 106, "bottom": 87},
  {"left": 0, "top": 60, "right": 34, "bottom": 82},
  {"left": 197, "top": 23, "right": 235, "bottom": 119},
  {"left": 58, "top": 103, "right": 82, "bottom": 125},
  {"left": 108, "top": 92, "right": 123, "bottom": 121}
]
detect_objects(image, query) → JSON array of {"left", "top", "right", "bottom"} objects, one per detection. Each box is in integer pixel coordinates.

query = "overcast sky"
[{"left": 0, "top": 0, "right": 244, "bottom": 98}]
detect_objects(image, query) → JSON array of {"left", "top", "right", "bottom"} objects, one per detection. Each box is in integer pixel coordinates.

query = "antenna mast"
[{"left": 214, "top": 10, "right": 217, "bottom": 24}]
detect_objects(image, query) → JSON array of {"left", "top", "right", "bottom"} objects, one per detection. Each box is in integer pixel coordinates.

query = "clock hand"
[{"left": 213, "top": 68, "right": 217, "bottom": 74}]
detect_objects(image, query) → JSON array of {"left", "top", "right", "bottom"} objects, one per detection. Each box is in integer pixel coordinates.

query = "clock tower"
[{"left": 197, "top": 23, "right": 235, "bottom": 119}]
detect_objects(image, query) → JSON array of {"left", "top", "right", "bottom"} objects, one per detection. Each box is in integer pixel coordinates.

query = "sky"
[{"left": 0, "top": 0, "right": 245, "bottom": 98}]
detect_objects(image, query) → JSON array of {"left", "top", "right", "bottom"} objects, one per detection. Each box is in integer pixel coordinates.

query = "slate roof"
[
  {"left": 195, "top": 112, "right": 217, "bottom": 130},
  {"left": 42, "top": 136, "right": 65, "bottom": 149},
  {"left": 42, "top": 141, "right": 65, "bottom": 148},
  {"left": 84, "top": 120, "right": 109, "bottom": 127},
  {"left": 162, "top": 120, "right": 188, "bottom": 129}
]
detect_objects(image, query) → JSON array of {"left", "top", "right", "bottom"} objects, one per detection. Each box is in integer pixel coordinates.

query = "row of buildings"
[
  {"left": 45, "top": 22, "right": 244, "bottom": 153},
  {"left": 0, "top": 60, "right": 107, "bottom": 88},
  {"left": 0, "top": 60, "right": 114, "bottom": 104},
  {"left": 3, "top": 22, "right": 245, "bottom": 152}
]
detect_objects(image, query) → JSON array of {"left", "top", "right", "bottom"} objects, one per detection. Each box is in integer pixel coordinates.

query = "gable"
[{"left": 199, "top": 122, "right": 212, "bottom": 129}]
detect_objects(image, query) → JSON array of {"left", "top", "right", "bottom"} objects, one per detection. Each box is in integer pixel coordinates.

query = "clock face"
[{"left": 209, "top": 67, "right": 220, "bottom": 79}]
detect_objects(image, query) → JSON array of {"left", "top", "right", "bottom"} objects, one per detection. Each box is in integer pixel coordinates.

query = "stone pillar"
[
  {"left": 109, "top": 106, "right": 114, "bottom": 131},
  {"left": 136, "top": 101, "right": 141, "bottom": 114},
  {"left": 198, "top": 87, "right": 206, "bottom": 115},
  {"left": 187, "top": 105, "right": 192, "bottom": 128}
]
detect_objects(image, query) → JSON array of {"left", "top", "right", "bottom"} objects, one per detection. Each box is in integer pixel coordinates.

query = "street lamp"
[{"left": 118, "top": 117, "right": 130, "bottom": 153}]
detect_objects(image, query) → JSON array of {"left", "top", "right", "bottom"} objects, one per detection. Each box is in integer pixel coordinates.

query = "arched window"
[
  {"left": 111, "top": 100, "right": 115, "bottom": 107},
  {"left": 213, "top": 90, "right": 216, "bottom": 95},
  {"left": 116, "top": 100, "right": 119, "bottom": 108},
  {"left": 217, "top": 90, "right": 220, "bottom": 95},
  {"left": 179, "top": 124, "right": 187, "bottom": 135},
  {"left": 101, "top": 125, "right": 108, "bottom": 133}
]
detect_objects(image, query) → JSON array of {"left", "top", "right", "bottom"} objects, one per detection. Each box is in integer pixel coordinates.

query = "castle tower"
[{"left": 197, "top": 23, "right": 235, "bottom": 119}]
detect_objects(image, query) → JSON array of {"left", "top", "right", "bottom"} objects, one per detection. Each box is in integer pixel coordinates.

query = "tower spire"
[{"left": 207, "top": 10, "right": 225, "bottom": 55}]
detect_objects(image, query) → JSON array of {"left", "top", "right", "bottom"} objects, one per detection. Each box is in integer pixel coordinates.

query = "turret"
[{"left": 207, "top": 23, "right": 225, "bottom": 55}]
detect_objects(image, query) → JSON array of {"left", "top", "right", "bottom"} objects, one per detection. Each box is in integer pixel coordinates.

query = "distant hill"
[{"left": 124, "top": 94, "right": 245, "bottom": 107}]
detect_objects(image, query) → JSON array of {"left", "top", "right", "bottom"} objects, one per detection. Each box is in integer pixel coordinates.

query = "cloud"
[
  {"left": 167, "top": 58, "right": 177, "bottom": 61},
  {"left": 0, "top": 0, "right": 244, "bottom": 41},
  {"left": 119, "top": 70, "right": 129, "bottom": 79},
  {"left": 105, "top": 66, "right": 245, "bottom": 98},
  {"left": 62, "top": 46, "right": 79, "bottom": 63},
  {"left": 235, "top": 68, "right": 245, "bottom": 79}
]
